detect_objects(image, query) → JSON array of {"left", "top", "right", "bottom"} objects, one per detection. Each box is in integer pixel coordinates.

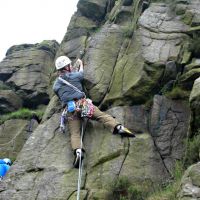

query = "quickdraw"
[
  {"left": 60, "top": 108, "right": 68, "bottom": 133},
  {"left": 76, "top": 98, "right": 94, "bottom": 118}
]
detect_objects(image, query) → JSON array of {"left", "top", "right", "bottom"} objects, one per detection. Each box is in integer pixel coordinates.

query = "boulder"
[
  {"left": 0, "top": 119, "right": 38, "bottom": 161},
  {"left": 190, "top": 0, "right": 200, "bottom": 26},
  {"left": 84, "top": 24, "right": 125, "bottom": 103},
  {"left": 63, "top": 12, "right": 98, "bottom": 42},
  {"left": 102, "top": 31, "right": 165, "bottom": 107},
  {"left": 0, "top": 113, "right": 85, "bottom": 199},
  {"left": 180, "top": 68, "right": 200, "bottom": 90},
  {"left": 138, "top": 4, "right": 189, "bottom": 63},
  {"left": 119, "top": 133, "right": 169, "bottom": 192},
  {"left": 0, "top": 90, "right": 22, "bottom": 114},
  {"left": 59, "top": 36, "right": 88, "bottom": 59},
  {"left": 1, "top": 0, "right": 200, "bottom": 199},
  {"left": 184, "top": 59, "right": 200, "bottom": 72},
  {"left": 0, "top": 40, "right": 59, "bottom": 108},
  {"left": 178, "top": 162, "right": 200, "bottom": 200},
  {"left": 0, "top": 106, "right": 171, "bottom": 199},
  {"left": 77, "top": 0, "right": 109, "bottom": 21},
  {"left": 162, "top": 61, "right": 178, "bottom": 84},
  {"left": 5, "top": 44, "right": 34, "bottom": 56},
  {"left": 113, "top": 6, "right": 133, "bottom": 26},
  {"left": 42, "top": 95, "right": 61, "bottom": 122},
  {"left": 101, "top": 3, "right": 190, "bottom": 107},
  {"left": 150, "top": 95, "right": 191, "bottom": 173}
]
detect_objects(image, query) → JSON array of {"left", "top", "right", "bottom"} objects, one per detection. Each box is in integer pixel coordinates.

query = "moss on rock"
[
  {"left": 180, "top": 68, "right": 200, "bottom": 86},
  {"left": 102, "top": 38, "right": 165, "bottom": 107},
  {"left": 182, "top": 10, "right": 193, "bottom": 25}
]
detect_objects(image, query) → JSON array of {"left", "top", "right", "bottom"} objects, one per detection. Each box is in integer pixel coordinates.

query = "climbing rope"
[
  {"left": 59, "top": 106, "right": 89, "bottom": 199},
  {"left": 77, "top": 119, "right": 85, "bottom": 200}
]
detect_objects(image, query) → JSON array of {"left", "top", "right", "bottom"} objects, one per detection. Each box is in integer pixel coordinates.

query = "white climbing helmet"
[
  {"left": 3, "top": 158, "right": 12, "bottom": 166},
  {"left": 55, "top": 56, "right": 71, "bottom": 70}
]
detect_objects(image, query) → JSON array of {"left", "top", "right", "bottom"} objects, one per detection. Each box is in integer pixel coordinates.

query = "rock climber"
[
  {"left": 53, "top": 56, "right": 135, "bottom": 168},
  {"left": 0, "top": 158, "right": 12, "bottom": 181}
]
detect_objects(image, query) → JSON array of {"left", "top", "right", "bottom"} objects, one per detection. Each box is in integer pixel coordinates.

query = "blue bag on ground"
[{"left": 67, "top": 100, "right": 76, "bottom": 112}]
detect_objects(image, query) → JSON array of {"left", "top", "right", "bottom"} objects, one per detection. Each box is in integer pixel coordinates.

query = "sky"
[{"left": 0, "top": 0, "right": 79, "bottom": 61}]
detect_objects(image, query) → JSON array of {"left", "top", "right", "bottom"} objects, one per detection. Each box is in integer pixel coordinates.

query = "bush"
[
  {"left": 111, "top": 177, "right": 130, "bottom": 200},
  {"left": 128, "top": 186, "right": 145, "bottom": 200}
]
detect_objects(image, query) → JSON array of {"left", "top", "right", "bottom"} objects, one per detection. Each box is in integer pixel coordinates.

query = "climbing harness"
[
  {"left": 59, "top": 98, "right": 94, "bottom": 132},
  {"left": 58, "top": 75, "right": 94, "bottom": 119},
  {"left": 76, "top": 98, "right": 95, "bottom": 118}
]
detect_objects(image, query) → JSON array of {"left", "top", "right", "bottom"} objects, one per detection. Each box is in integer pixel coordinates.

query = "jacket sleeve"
[
  {"left": 63, "top": 71, "right": 84, "bottom": 81},
  {"left": 53, "top": 79, "right": 60, "bottom": 94},
  {"left": 77, "top": 71, "right": 84, "bottom": 81}
]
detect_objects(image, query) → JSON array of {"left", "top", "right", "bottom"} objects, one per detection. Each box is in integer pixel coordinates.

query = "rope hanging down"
[{"left": 77, "top": 119, "right": 85, "bottom": 200}]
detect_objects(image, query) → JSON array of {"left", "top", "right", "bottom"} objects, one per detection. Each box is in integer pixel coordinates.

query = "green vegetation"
[
  {"left": 0, "top": 81, "right": 11, "bottom": 90},
  {"left": 144, "top": 96, "right": 154, "bottom": 111},
  {"left": 148, "top": 129, "right": 200, "bottom": 200},
  {"left": 0, "top": 108, "right": 43, "bottom": 124},
  {"left": 106, "top": 130, "right": 200, "bottom": 200},
  {"left": 36, "top": 40, "right": 58, "bottom": 55},
  {"left": 184, "top": 130, "right": 200, "bottom": 167},
  {"left": 93, "top": 27, "right": 101, "bottom": 33},
  {"left": 122, "top": 26, "right": 134, "bottom": 38},
  {"left": 147, "top": 162, "right": 184, "bottom": 200},
  {"left": 164, "top": 86, "right": 190, "bottom": 100},
  {"left": 189, "top": 37, "right": 200, "bottom": 58},
  {"left": 106, "top": 163, "right": 184, "bottom": 200},
  {"left": 106, "top": 176, "right": 146, "bottom": 200},
  {"left": 182, "top": 11, "right": 193, "bottom": 25}
]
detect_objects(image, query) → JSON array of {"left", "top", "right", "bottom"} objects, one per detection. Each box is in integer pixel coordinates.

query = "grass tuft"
[
  {"left": 0, "top": 108, "right": 43, "bottom": 124},
  {"left": 147, "top": 161, "right": 184, "bottom": 200},
  {"left": 164, "top": 86, "right": 190, "bottom": 100},
  {"left": 106, "top": 176, "right": 147, "bottom": 200}
]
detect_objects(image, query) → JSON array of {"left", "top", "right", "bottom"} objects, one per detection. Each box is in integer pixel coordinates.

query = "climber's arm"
[{"left": 75, "top": 59, "right": 83, "bottom": 72}]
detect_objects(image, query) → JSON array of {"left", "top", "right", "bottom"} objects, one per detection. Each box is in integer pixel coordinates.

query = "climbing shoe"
[
  {"left": 73, "top": 149, "right": 84, "bottom": 168},
  {"left": 113, "top": 125, "right": 136, "bottom": 138}
]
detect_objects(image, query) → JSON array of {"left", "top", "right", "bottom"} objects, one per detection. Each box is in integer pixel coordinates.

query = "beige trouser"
[{"left": 67, "top": 106, "right": 119, "bottom": 151}]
